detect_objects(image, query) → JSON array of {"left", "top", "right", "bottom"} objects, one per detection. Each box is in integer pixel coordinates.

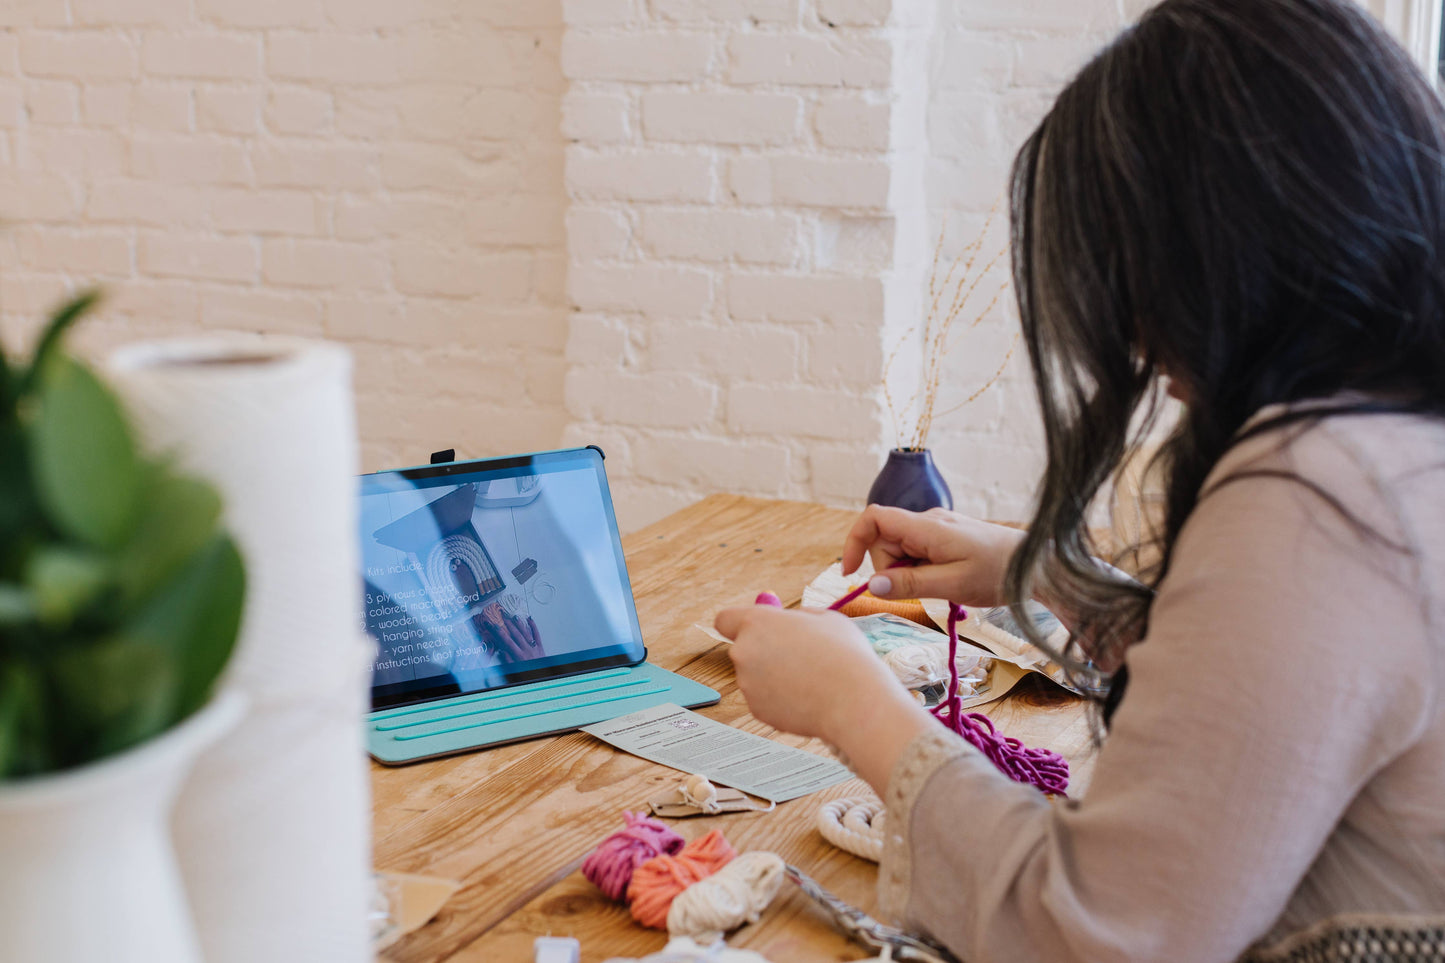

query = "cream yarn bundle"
[{"left": 667, "top": 852, "right": 786, "bottom": 942}]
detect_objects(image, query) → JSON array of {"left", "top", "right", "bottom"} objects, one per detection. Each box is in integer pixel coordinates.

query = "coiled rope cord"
[{"left": 815, "top": 795, "right": 886, "bottom": 862}]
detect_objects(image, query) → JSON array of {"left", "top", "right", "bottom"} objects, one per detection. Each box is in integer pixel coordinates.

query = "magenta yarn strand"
[
  {"left": 581, "top": 811, "right": 685, "bottom": 903},
  {"left": 929, "top": 601, "right": 1070, "bottom": 796},
  {"left": 819, "top": 565, "right": 1070, "bottom": 797},
  {"left": 828, "top": 580, "right": 873, "bottom": 610}
]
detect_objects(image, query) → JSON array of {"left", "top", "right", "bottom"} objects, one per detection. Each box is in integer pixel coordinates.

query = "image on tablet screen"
[{"left": 359, "top": 455, "right": 639, "bottom": 707}]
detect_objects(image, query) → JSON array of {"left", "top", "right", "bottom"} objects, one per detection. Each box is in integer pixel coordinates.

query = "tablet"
[{"left": 359, "top": 447, "right": 647, "bottom": 711}]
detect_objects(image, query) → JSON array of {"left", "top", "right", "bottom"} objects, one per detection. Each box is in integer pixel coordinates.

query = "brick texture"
[
  {"left": 0, "top": 0, "right": 570, "bottom": 476},
  {"left": 1, "top": 0, "right": 1146, "bottom": 533},
  {"left": 921, "top": 2, "right": 1126, "bottom": 522},
  {"left": 561, "top": 0, "right": 929, "bottom": 528},
  {"left": 560, "top": 0, "right": 1138, "bottom": 529}
]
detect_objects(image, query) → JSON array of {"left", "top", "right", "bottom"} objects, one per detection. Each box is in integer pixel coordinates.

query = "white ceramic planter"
[{"left": 0, "top": 692, "right": 243, "bottom": 963}]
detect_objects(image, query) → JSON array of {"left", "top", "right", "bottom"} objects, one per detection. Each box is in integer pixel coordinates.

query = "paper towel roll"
[{"left": 108, "top": 338, "right": 372, "bottom": 963}]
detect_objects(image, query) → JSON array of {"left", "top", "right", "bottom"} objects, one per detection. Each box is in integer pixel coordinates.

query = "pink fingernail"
[{"left": 868, "top": 575, "right": 892, "bottom": 596}]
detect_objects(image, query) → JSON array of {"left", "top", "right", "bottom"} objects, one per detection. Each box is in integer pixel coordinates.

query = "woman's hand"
[
  {"left": 713, "top": 605, "right": 934, "bottom": 793},
  {"left": 842, "top": 505, "right": 1026, "bottom": 608}
]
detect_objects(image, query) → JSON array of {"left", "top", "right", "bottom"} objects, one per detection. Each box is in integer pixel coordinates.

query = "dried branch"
[{"left": 882, "top": 208, "right": 1013, "bottom": 451}]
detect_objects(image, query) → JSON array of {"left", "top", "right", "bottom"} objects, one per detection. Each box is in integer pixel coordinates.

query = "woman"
[{"left": 715, "top": 1, "right": 1445, "bottom": 960}]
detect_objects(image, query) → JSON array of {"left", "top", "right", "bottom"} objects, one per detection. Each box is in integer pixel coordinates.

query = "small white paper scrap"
[{"left": 582, "top": 703, "right": 852, "bottom": 803}]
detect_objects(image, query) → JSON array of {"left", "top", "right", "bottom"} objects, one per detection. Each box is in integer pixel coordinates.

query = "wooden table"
[{"left": 373, "top": 495, "right": 1097, "bottom": 962}]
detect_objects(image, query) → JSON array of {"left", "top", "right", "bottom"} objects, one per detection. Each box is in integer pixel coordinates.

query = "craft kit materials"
[
  {"left": 666, "top": 851, "right": 786, "bottom": 942},
  {"left": 534, "top": 936, "right": 582, "bottom": 963},
  {"left": 513, "top": 558, "right": 539, "bottom": 583},
  {"left": 649, "top": 775, "right": 775, "bottom": 819},
  {"left": 851, "top": 614, "right": 990, "bottom": 696},
  {"left": 629, "top": 829, "right": 737, "bottom": 929},
  {"left": 792, "top": 563, "right": 1071, "bottom": 797},
  {"left": 682, "top": 774, "right": 719, "bottom": 813},
  {"left": 109, "top": 339, "right": 373, "bottom": 963},
  {"left": 582, "top": 812, "right": 686, "bottom": 902},
  {"left": 804, "top": 561, "right": 1065, "bottom": 696},
  {"left": 816, "top": 796, "right": 886, "bottom": 863},
  {"left": 582, "top": 704, "right": 852, "bottom": 803},
  {"left": 601, "top": 936, "right": 774, "bottom": 963},
  {"left": 785, "top": 863, "right": 958, "bottom": 963},
  {"left": 836, "top": 593, "right": 935, "bottom": 627}
]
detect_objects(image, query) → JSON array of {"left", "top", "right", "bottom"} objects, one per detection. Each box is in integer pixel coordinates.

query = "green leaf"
[
  {"left": 115, "top": 469, "right": 223, "bottom": 608},
  {"left": 24, "top": 546, "right": 111, "bottom": 629},
  {"left": 28, "top": 357, "right": 142, "bottom": 550},
  {"left": 0, "top": 421, "right": 38, "bottom": 551},
  {"left": 0, "top": 662, "right": 47, "bottom": 779},
  {"left": 50, "top": 637, "right": 175, "bottom": 759},
  {"left": 121, "top": 534, "right": 244, "bottom": 719},
  {"left": 14, "top": 290, "right": 101, "bottom": 402},
  {"left": 0, "top": 583, "right": 34, "bottom": 627},
  {"left": 0, "top": 335, "right": 11, "bottom": 417},
  {"left": 0, "top": 666, "right": 24, "bottom": 778}
]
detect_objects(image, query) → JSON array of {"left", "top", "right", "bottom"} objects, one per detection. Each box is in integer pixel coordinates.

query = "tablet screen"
[{"left": 358, "top": 448, "right": 645, "bottom": 710}]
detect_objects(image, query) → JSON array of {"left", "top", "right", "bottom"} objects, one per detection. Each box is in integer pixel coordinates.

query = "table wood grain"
[{"left": 373, "top": 495, "right": 1097, "bottom": 963}]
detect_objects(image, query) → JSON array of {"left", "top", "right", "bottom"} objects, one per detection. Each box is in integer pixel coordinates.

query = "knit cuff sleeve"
[{"left": 876, "top": 726, "right": 971, "bottom": 924}]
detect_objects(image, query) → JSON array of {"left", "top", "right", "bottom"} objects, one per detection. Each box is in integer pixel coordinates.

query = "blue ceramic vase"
[{"left": 866, "top": 448, "right": 953, "bottom": 512}]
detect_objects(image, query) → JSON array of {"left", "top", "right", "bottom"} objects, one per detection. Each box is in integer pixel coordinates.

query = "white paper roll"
[{"left": 108, "top": 338, "right": 372, "bottom": 963}]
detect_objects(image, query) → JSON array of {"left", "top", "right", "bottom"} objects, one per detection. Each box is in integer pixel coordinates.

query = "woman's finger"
[
  {"left": 714, "top": 606, "right": 757, "bottom": 640},
  {"left": 510, "top": 612, "right": 535, "bottom": 647},
  {"left": 842, "top": 504, "right": 908, "bottom": 574},
  {"left": 843, "top": 504, "right": 956, "bottom": 575},
  {"left": 477, "top": 621, "right": 502, "bottom": 658},
  {"left": 867, "top": 560, "right": 974, "bottom": 602},
  {"left": 494, "top": 617, "right": 530, "bottom": 661}
]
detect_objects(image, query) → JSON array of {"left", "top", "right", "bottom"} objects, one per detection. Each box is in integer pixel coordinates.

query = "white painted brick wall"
[
  {"left": 559, "top": 0, "right": 952, "bottom": 530},
  {"left": 560, "top": 0, "right": 1139, "bottom": 530},
  {"left": 921, "top": 2, "right": 1130, "bottom": 522},
  {"left": 2, "top": 0, "right": 1150, "bottom": 534},
  {"left": 0, "top": 1, "right": 569, "bottom": 473}
]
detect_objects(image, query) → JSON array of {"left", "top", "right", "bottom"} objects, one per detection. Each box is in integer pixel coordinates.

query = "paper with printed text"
[{"left": 582, "top": 703, "right": 852, "bottom": 803}]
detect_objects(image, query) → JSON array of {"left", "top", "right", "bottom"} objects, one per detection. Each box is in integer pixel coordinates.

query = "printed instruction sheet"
[{"left": 582, "top": 703, "right": 852, "bottom": 803}]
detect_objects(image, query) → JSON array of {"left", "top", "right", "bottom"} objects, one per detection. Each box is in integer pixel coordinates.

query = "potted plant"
[{"left": 0, "top": 292, "right": 246, "bottom": 962}]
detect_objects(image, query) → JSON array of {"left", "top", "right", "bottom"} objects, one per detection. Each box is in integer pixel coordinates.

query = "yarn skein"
[
  {"left": 582, "top": 811, "right": 686, "bottom": 902},
  {"left": 755, "top": 559, "right": 1071, "bottom": 796},
  {"left": 666, "top": 851, "right": 786, "bottom": 941},
  {"left": 629, "top": 829, "right": 736, "bottom": 930}
]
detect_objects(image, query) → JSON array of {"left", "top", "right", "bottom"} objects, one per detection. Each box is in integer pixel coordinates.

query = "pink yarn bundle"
[
  {"left": 581, "top": 811, "right": 685, "bottom": 902},
  {"left": 755, "top": 561, "right": 1071, "bottom": 796}
]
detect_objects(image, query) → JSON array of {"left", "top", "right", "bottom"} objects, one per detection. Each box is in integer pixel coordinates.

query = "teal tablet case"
[{"left": 367, "top": 662, "right": 719, "bottom": 765}]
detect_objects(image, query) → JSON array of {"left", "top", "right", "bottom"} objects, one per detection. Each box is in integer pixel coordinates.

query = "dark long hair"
[{"left": 1003, "top": 0, "right": 1445, "bottom": 718}]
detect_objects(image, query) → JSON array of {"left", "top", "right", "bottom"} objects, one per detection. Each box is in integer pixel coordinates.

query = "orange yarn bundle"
[
  {"left": 836, "top": 591, "right": 934, "bottom": 627},
  {"left": 627, "top": 829, "right": 736, "bottom": 929}
]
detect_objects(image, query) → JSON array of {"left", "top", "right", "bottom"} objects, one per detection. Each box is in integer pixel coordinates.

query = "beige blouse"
[{"left": 878, "top": 409, "right": 1445, "bottom": 961}]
